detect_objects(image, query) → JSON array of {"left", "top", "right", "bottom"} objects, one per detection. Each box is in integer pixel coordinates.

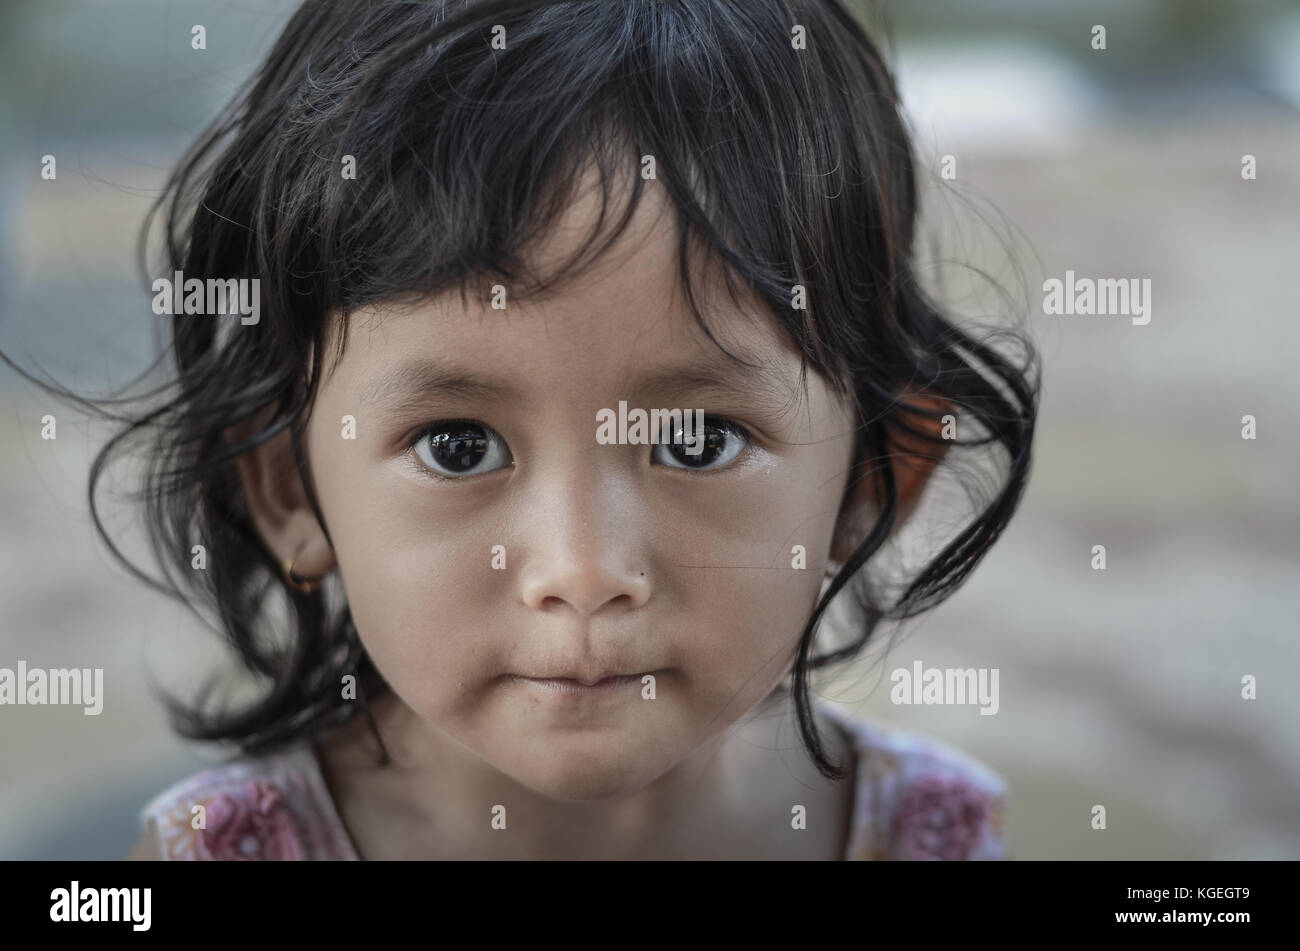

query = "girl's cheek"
[
  {"left": 672, "top": 456, "right": 839, "bottom": 571},
  {"left": 342, "top": 553, "right": 497, "bottom": 712},
  {"left": 316, "top": 477, "right": 485, "bottom": 642}
]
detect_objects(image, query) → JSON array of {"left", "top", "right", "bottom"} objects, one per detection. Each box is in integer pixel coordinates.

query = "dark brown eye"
[
  {"left": 412, "top": 421, "right": 512, "bottom": 477},
  {"left": 652, "top": 416, "right": 749, "bottom": 470}
]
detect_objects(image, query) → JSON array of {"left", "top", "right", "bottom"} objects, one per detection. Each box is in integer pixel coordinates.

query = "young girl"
[{"left": 63, "top": 0, "right": 1039, "bottom": 860}]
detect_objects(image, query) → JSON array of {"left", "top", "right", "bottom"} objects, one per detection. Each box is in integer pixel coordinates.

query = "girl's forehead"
[
  {"left": 318, "top": 263, "right": 851, "bottom": 447},
  {"left": 335, "top": 281, "right": 795, "bottom": 408},
  {"left": 328, "top": 172, "right": 797, "bottom": 384}
]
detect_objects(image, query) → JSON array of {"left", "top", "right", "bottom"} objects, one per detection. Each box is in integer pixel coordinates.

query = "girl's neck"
[{"left": 314, "top": 689, "right": 856, "bottom": 860}]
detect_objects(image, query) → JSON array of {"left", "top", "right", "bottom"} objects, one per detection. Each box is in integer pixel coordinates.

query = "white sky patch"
[{"left": 893, "top": 40, "right": 1104, "bottom": 156}]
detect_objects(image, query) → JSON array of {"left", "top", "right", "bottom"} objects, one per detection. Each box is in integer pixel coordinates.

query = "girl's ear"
[
  {"left": 228, "top": 409, "right": 336, "bottom": 580},
  {"left": 829, "top": 389, "right": 953, "bottom": 564}
]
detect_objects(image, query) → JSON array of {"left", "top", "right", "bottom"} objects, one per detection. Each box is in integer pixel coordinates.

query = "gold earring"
[{"left": 282, "top": 545, "right": 324, "bottom": 594}]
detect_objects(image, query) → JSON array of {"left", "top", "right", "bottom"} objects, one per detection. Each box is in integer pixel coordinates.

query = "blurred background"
[{"left": 1, "top": 0, "right": 1297, "bottom": 859}]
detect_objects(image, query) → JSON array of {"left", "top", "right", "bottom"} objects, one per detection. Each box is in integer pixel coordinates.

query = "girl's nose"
[{"left": 515, "top": 466, "right": 652, "bottom": 617}]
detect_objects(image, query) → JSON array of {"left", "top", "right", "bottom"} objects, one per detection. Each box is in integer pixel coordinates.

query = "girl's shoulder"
[
  {"left": 138, "top": 741, "right": 359, "bottom": 861},
  {"left": 815, "top": 698, "right": 1010, "bottom": 860}
]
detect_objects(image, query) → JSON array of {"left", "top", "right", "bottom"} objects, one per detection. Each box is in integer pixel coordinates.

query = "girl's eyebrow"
[
  {"left": 360, "top": 359, "right": 524, "bottom": 413},
  {"left": 361, "top": 353, "right": 799, "bottom": 419},
  {"left": 633, "top": 358, "right": 799, "bottom": 418}
]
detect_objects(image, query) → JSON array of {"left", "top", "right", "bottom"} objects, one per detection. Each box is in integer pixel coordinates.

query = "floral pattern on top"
[
  {"left": 140, "top": 744, "right": 358, "bottom": 861},
  {"left": 139, "top": 702, "right": 1007, "bottom": 860},
  {"left": 816, "top": 698, "right": 1008, "bottom": 860}
]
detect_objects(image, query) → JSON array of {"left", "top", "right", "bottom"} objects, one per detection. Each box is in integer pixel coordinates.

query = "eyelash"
[{"left": 406, "top": 416, "right": 755, "bottom": 481}]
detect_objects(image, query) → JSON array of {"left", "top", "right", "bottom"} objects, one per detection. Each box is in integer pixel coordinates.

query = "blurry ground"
[
  {"left": 1, "top": 13, "right": 1298, "bottom": 859},
  {"left": 844, "top": 107, "right": 1300, "bottom": 859}
]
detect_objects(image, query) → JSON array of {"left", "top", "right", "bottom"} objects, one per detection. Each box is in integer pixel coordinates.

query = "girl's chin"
[{"left": 491, "top": 743, "right": 674, "bottom": 801}]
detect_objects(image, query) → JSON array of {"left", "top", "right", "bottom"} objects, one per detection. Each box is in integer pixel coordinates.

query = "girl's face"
[{"left": 302, "top": 177, "right": 860, "bottom": 800}]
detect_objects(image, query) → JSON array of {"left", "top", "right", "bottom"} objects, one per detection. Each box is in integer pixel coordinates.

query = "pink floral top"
[{"left": 138, "top": 700, "right": 1007, "bottom": 860}]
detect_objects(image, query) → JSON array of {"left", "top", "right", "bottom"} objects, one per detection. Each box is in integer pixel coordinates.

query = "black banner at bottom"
[{"left": 2, "top": 859, "right": 1278, "bottom": 937}]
